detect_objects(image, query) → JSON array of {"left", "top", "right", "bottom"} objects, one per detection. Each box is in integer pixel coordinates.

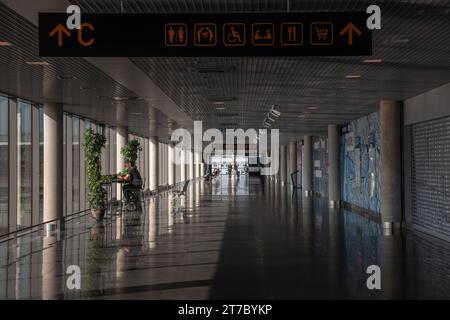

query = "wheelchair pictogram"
[{"left": 223, "top": 23, "right": 246, "bottom": 46}]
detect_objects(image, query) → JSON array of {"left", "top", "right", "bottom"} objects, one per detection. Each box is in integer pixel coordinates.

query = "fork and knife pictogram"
[{"left": 287, "top": 25, "right": 297, "bottom": 42}]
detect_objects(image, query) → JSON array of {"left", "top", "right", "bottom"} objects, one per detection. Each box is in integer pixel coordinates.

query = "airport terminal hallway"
[{"left": 1, "top": 176, "right": 450, "bottom": 300}]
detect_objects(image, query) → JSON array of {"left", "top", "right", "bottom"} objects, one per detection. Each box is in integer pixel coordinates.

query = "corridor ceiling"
[{"left": 0, "top": 0, "right": 449, "bottom": 142}]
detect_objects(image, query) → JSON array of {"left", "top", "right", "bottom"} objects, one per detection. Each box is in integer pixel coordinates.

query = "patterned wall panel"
[
  {"left": 412, "top": 234, "right": 450, "bottom": 298},
  {"left": 341, "top": 112, "right": 381, "bottom": 213},
  {"left": 313, "top": 136, "right": 328, "bottom": 197},
  {"left": 411, "top": 116, "right": 450, "bottom": 239}
]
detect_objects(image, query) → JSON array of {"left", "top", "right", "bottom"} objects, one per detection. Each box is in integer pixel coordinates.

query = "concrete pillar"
[
  {"left": 149, "top": 137, "right": 159, "bottom": 190},
  {"left": 162, "top": 144, "right": 167, "bottom": 185},
  {"left": 328, "top": 125, "right": 341, "bottom": 208},
  {"left": 43, "top": 103, "right": 63, "bottom": 233},
  {"left": 116, "top": 126, "right": 128, "bottom": 200},
  {"left": 279, "top": 145, "right": 287, "bottom": 185},
  {"left": 297, "top": 141, "right": 302, "bottom": 187},
  {"left": 188, "top": 149, "right": 194, "bottom": 179},
  {"left": 288, "top": 141, "right": 297, "bottom": 187},
  {"left": 303, "top": 135, "right": 313, "bottom": 197},
  {"left": 168, "top": 144, "right": 175, "bottom": 185},
  {"left": 180, "top": 148, "right": 186, "bottom": 182},
  {"left": 195, "top": 151, "right": 201, "bottom": 178},
  {"left": 160, "top": 143, "right": 166, "bottom": 185},
  {"left": 201, "top": 161, "right": 206, "bottom": 176},
  {"left": 380, "top": 100, "right": 402, "bottom": 229},
  {"left": 42, "top": 236, "right": 63, "bottom": 298},
  {"left": 381, "top": 232, "right": 404, "bottom": 298}
]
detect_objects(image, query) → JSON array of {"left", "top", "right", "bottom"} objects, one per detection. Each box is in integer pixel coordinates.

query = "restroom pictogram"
[{"left": 165, "top": 24, "right": 187, "bottom": 46}]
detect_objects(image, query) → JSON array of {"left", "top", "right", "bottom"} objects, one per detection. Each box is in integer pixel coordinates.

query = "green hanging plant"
[
  {"left": 120, "top": 139, "right": 142, "bottom": 165},
  {"left": 83, "top": 129, "right": 107, "bottom": 210}
]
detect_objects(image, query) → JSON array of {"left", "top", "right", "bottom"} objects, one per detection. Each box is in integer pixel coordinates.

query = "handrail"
[
  {"left": 0, "top": 181, "right": 187, "bottom": 243},
  {"left": 0, "top": 209, "right": 90, "bottom": 243}
]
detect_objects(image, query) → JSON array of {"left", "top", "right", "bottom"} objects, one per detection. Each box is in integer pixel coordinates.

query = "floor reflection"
[{"left": 0, "top": 176, "right": 450, "bottom": 299}]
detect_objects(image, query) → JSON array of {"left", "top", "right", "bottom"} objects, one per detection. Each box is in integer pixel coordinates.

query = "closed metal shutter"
[{"left": 411, "top": 116, "right": 450, "bottom": 238}]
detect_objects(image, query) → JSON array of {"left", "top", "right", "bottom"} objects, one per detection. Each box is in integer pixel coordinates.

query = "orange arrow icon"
[
  {"left": 49, "top": 24, "right": 71, "bottom": 47},
  {"left": 339, "top": 22, "right": 362, "bottom": 45}
]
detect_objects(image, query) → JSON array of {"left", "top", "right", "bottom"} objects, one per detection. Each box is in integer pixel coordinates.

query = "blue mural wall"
[
  {"left": 313, "top": 136, "right": 328, "bottom": 196},
  {"left": 342, "top": 209, "right": 382, "bottom": 298},
  {"left": 341, "top": 112, "right": 382, "bottom": 213}
]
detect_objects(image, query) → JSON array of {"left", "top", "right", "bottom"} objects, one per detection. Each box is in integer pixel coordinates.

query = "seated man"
[{"left": 118, "top": 161, "right": 142, "bottom": 205}]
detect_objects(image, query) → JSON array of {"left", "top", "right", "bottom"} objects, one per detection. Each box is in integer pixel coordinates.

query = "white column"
[
  {"left": 116, "top": 126, "right": 128, "bottom": 200},
  {"left": 42, "top": 237, "right": 63, "bottom": 298},
  {"left": 168, "top": 144, "right": 175, "bottom": 185},
  {"left": 149, "top": 137, "right": 159, "bottom": 190},
  {"left": 162, "top": 144, "right": 167, "bottom": 185},
  {"left": 43, "top": 103, "right": 64, "bottom": 233},
  {"left": 303, "top": 135, "right": 313, "bottom": 197},
  {"left": 188, "top": 149, "right": 194, "bottom": 179},
  {"left": 195, "top": 151, "right": 202, "bottom": 178},
  {"left": 180, "top": 148, "right": 186, "bottom": 181}
]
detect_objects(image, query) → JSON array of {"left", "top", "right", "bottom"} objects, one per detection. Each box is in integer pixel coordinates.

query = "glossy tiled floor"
[{"left": 1, "top": 176, "right": 450, "bottom": 299}]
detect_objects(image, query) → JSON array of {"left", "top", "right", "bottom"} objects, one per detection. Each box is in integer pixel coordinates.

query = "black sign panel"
[{"left": 39, "top": 13, "right": 372, "bottom": 57}]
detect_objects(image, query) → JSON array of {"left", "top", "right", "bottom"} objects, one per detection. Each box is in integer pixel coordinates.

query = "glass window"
[
  {"left": 110, "top": 128, "right": 116, "bottom": 199},
  {"left": 63, "top": 114, "right": 67, "bottom": 215},
  {"left": 102, "top": 127, "right": 110, "bottom": 175},
  {"left": 0, "top": 96, "right": 8, "bottom": 235},
  {"left": 138, "top": 137, "right": 144, "bottom": 172},
  {"left": 17, "top": 101, "right": 32, "bottom": 229},
  {"left": 84, "top": 120, "right": 90, "bottom": 208},
  {"left": 72, "top": 117, "right": 80, "bottom": 213},
  {"left": 39, "top": 108, "right": 43, "bottom": 223}
]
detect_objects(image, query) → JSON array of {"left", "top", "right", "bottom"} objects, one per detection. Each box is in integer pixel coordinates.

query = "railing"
[{"left": 0, "top": 179, "right": 198, "bottom": 243}]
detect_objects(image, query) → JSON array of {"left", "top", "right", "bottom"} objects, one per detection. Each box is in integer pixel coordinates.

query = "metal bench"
[{"left": 172, "top": 179, "right": 190, "bottom": 198}]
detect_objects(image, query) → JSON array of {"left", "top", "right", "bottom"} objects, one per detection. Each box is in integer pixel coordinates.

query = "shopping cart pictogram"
[{"left": 314, "top": 27, "right": 329, "bottom": 41}]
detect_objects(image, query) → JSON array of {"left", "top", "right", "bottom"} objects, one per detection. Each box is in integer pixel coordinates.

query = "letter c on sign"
[{"left": 78, "top": 22, "right": 95, "bottom": 47}]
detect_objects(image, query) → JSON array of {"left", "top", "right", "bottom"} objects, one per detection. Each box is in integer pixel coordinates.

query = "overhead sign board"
[{"left": 39, "top": 13, "right": 372, "bottom": 57}]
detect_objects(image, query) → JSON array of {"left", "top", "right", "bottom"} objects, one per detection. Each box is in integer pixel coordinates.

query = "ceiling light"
[
  {"left": 270, "top": 109, "right": 281, "bottom": 117},
  {"left": 363, "top": 59, "right": 382, "bottom": 63},
  {"left": 112, "top": 97, "right": 129, "bottom": 101},
  {"left": 213, "top": 101, "right": 225, "bottom": 105},
  {"left": 297, "top": 115, "right": 306, "bottom": 118},
  {"left": 303, "top": 111, "right": 312, "bottom": 114},
  {"left": 215, "top": 107, "right": 226, "bottom": 110},
  {"left": 57, "top": 76, "right": 78, "bottom": 80},
  {"left": 0, "top": 41, "right": 13, "bottom": 46},
  {"left": 391, "top": 38, "right": 410, "bottom": 44},
  {"left": 26, "top": 61, "right": 49, "bottom": 66},
  {"left": 307, "top": 106, "right": 318, "bottom": 110},
  {"left": 345, "top": 75, "right": 361, "bottom": 79}
]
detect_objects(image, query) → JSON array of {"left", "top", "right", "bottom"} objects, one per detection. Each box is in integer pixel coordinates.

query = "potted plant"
[
  {"left": 84, "top": 129, "right": 107, "bottom": 222},
  {"left": 120, "top": 139, "right": 142, "bottom": 171},
  {"left": 86, "top": 224, "right": 114, "bottom": 295}
]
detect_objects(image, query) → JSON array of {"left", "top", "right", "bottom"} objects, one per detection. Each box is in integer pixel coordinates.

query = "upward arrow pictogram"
[
  {"left": 339, "top": 22, "right": 362, "bottom": 45},
  {"left": 49, "top": 24, "right": 71, "bottom": 47}
]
